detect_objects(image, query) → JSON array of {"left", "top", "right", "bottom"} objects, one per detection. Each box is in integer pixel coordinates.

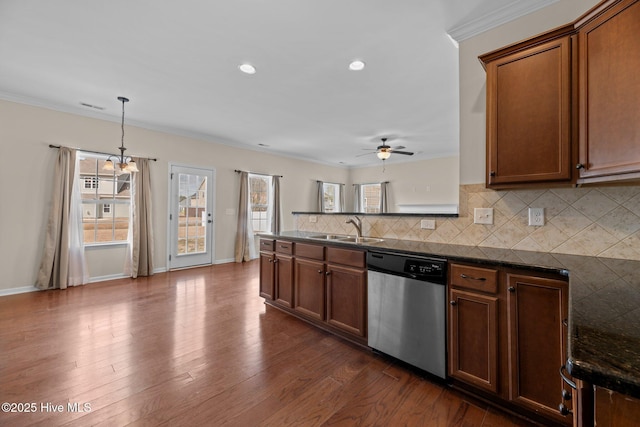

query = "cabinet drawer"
[
  {"left": 275, "top": 240, "right": 294, "bottom": 255},
  {"left": 450, "top": 264, "right": 498, "bottom": 294},
  {"left": 326, "top": 246, "right": 365, "bottom": 268},
  {"left": 295, "top": 243, "right": 324, "bottom": 260},
  {"left": 260, "top": 239, "right": 275, "bottom": 251}
]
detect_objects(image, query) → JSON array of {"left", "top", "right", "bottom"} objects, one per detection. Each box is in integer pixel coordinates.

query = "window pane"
[{"left": 79, "top": 153, "right": 131, "bottom": 244}]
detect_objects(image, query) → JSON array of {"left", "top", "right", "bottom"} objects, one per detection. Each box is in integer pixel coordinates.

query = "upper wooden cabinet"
[
  {"left": 577, "top": 0, "right": 640, "bottom": 183},
  {"left": 481, "top": 32, "right": 575, "bottom": 188},
  {"left": 480, "top": 0, "right": 640, "bottom": 188}
]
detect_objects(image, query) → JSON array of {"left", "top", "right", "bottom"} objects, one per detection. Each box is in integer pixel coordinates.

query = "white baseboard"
[
  {"left": 0, "top": 286, "right": 40, "bottom": 296},
  {"left": 215, "top": 258, "right": 236, "bottom": 264}
]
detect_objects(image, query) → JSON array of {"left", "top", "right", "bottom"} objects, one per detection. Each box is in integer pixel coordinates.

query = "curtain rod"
[
  {"left": 234, "top": 169, "right": 283, "bottom": 178},
  {"left": 49, "top": 144, "right": 157, "bottom": 161},
  {"left": 353, "top": 181, "right": 389, "bottom": 185}
]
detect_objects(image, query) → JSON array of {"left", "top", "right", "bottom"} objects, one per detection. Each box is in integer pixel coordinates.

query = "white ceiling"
[{"left": 0, "top": 0, "right": 557, "bottom": 167}]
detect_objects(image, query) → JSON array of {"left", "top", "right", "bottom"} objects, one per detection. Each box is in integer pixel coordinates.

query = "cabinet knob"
[
  {"left": 450, "top": 300, "right": 457, "bottom": 306},
  {"left": 576, "top": 163, "right": 584, "bottom": 169},
  {"left": 558, "top": 403, "right": 572, "bottom": 416},
  {"left": 273, "top": 259, "right": 278, "bottom": 264},
  {"left": 325, "top": 271, "right": 331, "bottom": 276},
  {"left": 489, "top": 171, "right": 496, "bottom": 177},
  {"left": 562, "top": 389, "right": 572, "bottom": 401},
  {"left": 317, "top": 269, "right": 323, "bottom": 274},
  {"left": 508, "top": 286, "right": 515, "bottom": 293},
  {"left": 268, "top": 258, "right": 273, "bottom": 263}
]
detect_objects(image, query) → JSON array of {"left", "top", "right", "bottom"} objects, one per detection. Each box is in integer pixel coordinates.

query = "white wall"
[
  {"left": 459, "top": 0, "right": 601, "bottom": 185},
  {"left": 0, "top": 99, "right": 349, "bottom": 291},
  {"left": 349, "top": 156, "right": 459, "bottom": 211}
]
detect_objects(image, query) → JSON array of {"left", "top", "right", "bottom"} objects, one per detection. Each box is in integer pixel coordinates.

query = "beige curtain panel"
[
  {"left": 36, "top": 147, "right": 87, "bottom": 290},
  {"left": 129, "top": 157, "right": 154, "bottom": 278},
  {"left": 234, "top": 171, "right": 253, "bottom": 262}
]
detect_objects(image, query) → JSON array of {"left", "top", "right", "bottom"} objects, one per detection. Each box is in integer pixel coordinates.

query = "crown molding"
[{"left": 447, "top": 0, "right": 560, "bottom": 42}]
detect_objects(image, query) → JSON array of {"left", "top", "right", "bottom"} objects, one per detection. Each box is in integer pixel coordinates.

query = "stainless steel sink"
[
  {"left": 307, "top": 234, "right": 348, "bottom": 240},
  {"left": 306, "top": 234, "right": 384, "bottom": 244},
  {"left": 337, "top": 236, "right": 384, "bottom": 244}
]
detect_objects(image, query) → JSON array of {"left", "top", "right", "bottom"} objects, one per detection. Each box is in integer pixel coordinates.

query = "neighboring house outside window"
[
  {"left": 249, "top": 174, "right": 272, "bottom": 233},
  {"left": 361, "top": 183, "right": 381, "bottom": 213},
  {"left": 79, "top": 153, "right": 131, "bottom": 244}
]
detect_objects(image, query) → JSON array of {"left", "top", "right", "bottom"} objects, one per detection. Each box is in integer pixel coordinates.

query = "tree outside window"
[{"left": 249, "top": 174, "right": 272, "bottom": 232}]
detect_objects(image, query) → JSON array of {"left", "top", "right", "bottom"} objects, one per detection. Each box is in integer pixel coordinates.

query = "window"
[
  {"left": 322, "top": 182, "right": 342, "bottom": 213},
  {"left": 84, "top": 177, "right": 98, "bottom": 189},
  {"left": 79, "top": 153, "right": 131, "bottom": 244},
  {"left": 360, "top": 183, "right": 381, "bottom": 213},
  {"left": 249, "top": 174, "right": 272, "bottom": 233}
]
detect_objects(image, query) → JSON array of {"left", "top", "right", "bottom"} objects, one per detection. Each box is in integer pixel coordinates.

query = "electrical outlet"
[
  {"left": 528, "top": 208, "right": 544, "bottom": 226},
  {"left": 474, "top": 208, "right": 493, "bottom": 225},
  {"left": 421, "top": 219, "right": 436, "bottom": 230},
  {"left": 309, "top": 215, "right": 317, "bottom": 223}
]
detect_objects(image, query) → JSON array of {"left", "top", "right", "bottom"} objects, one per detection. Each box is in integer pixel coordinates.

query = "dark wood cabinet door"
[
  {"left": 326, "top": 264, "right": 366, "bottom": 337},
  {"left": 578, "top": 0, "right": 640, "bottom": 182},
  {"left": 448, "top": 288, "right": 499, "bottom": 393},
  {"left": 484, "top": 36, "right": 573, "bottom": 187},
  {"left": 294, "top": 258, "right": 325, "bottom": 321},
  {"left": 506, "top": 273, "right": 569, "bottom": 424},
  {"left": 259, "top": 251, "right": 275, "bottom": 300},
  {"left": 275, "top": 254, "right": 294, "bottom": 308}
]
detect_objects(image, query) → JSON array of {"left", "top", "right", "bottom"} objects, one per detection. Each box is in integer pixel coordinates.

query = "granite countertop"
[{"left": 261, "top": 231, "right": 640, "bottom": 398}]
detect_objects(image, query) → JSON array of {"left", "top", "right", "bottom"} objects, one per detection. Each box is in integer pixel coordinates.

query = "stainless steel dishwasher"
[{"left": 367, "top": 250, "right": 447, "bottom": 379}]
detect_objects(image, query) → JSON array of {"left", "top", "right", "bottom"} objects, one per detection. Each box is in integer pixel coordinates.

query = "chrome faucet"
[{"left": 346, "top": 216, "right": 362, "bottom": 238}]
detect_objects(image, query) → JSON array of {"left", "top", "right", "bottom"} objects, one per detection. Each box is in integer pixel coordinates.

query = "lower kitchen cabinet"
[
  {"left": 259, "top": 238, "right": 367, "bottom": 345},
  {"left": 594, "top": 386, "right": 640, "bottom": 427},
  {"left": 259, "top": 244, "right": 275, "bottom": 300},
  {"left": 507, "top": 273, "right": 569, "bottom": 424},
  {"left": 449, "top": 264, "right": 500, "bottom": 393},
  {"left": 294, "top": 257, "right": 325, "bottom": 321},
  {"left": 326, "top": 263, "right": 367, "bottom": 337},
  {"left": 448, "top": 262, "right": 570, "bottom": 426},
  {"left": 449, "top": 288, "right": 499, "bottom": 393}
]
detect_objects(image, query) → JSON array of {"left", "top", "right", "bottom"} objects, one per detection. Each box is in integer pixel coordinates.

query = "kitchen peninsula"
[{"left": 258, "top": 231, "right": 640, "bottom": 426}]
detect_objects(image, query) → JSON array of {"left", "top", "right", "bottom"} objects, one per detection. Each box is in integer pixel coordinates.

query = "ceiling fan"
[{"left": 360, "top": 138, "right": 414, "bottom": 160}]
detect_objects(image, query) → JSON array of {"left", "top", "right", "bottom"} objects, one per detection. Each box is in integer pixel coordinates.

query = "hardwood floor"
[{"left": 0, "top": 261, "right": 537, "bottom": 426}]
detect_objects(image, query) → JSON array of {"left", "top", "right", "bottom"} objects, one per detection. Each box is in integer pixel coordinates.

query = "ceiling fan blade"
[
  {"left": 391, "top": 145, "right": 406, "bottom": 150},
  {"left": 356, "top": 152, "right": 376, "bottom": 157},
  {"left": 392, "top": 150, "right": 414, "bottom": 156}
]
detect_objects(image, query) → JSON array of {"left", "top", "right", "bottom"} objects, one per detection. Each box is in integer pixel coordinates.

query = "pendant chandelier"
[{"left": 104, "top": 96, "right": 138, "bottom": 173}]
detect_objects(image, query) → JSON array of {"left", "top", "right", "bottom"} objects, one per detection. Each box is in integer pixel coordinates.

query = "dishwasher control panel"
[
  {"left": 367, "top": 251, "right": 446, "bottom": 284},
  {"left": 405, "top": 260, "right": 444, "bottom": 278}
]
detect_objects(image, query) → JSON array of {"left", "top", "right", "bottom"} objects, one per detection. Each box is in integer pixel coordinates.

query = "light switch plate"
[
  {"left": 421, "top": 219, "right": 436, "bottom": 230},
  {"left": 309, "top": 215, "right": 317, "bottom": 223},
  {"left": 528, "top": 208, "right": 544, "bottom": 226},
  {"left": 474, "top": 208, "right": 494, "bottom": 225}
]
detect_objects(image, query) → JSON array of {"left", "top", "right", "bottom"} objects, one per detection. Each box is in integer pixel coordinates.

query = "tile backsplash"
[{"left": 294, "top": 184, "right": 640, "bottom": 261}]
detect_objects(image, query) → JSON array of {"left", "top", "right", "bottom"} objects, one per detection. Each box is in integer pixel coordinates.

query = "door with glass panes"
[{"left": 169, "top": 165, "right": 215, "bottom": 269}]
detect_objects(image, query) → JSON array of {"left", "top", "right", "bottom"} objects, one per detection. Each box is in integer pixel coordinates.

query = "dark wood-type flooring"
[{"left": 0, "top": 261, "right": 538, "bottom": 426}]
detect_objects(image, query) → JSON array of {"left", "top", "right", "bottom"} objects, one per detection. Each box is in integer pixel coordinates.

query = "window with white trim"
[
  {"left": 249, "top": 174, "right": 272, "bottom": 233},
  {"left": 79, "top": 153, "right": 131, "bottom": 244},
  {"left": 322, "top": 182, "right": 342, "bottom": 212},
  {"left": 360, "top": 183, "right": 381, "bottom": 213}
]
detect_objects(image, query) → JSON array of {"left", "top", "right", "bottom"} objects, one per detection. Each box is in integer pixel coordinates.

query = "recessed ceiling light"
[
  {"left": 348, "top": 60, "right": 366, "bottom": 71},
  {"left": 239, "top": 63, "right": 256, "bottom": 74}
]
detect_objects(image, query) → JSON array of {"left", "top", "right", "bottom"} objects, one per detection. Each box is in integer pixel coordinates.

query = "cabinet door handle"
[
  {"left": 317, "top": 269, "right": 323, "bottom": 274},
  {"left": 558, "top": 403, "right": 572, "bottom": 416},
  {"left": 559, "top": 365, "right": 576, "bottom": 390},
  {"left": 450, "top": 300, "right": 457, "bottom": 306},
  {"left": 576, "top": 163, "right": 584, "bottom": 169},
  {"left": 268, "top": 258, "right": 273, "bottom": 263},
  {"left": 489, "top": 171, "right": 496, "bottom": 176},
  {"left": 508, "top": 286, "right": 516, "bottom": 293},
  {"left": 273, "top": 259, "right": 278, "bottom": 264},
  {"left": 325, "top": 271, "right": 331, "bottom": 276},
  {"left": 460, "top": 273, "right": 486, "bottom": 281}
]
